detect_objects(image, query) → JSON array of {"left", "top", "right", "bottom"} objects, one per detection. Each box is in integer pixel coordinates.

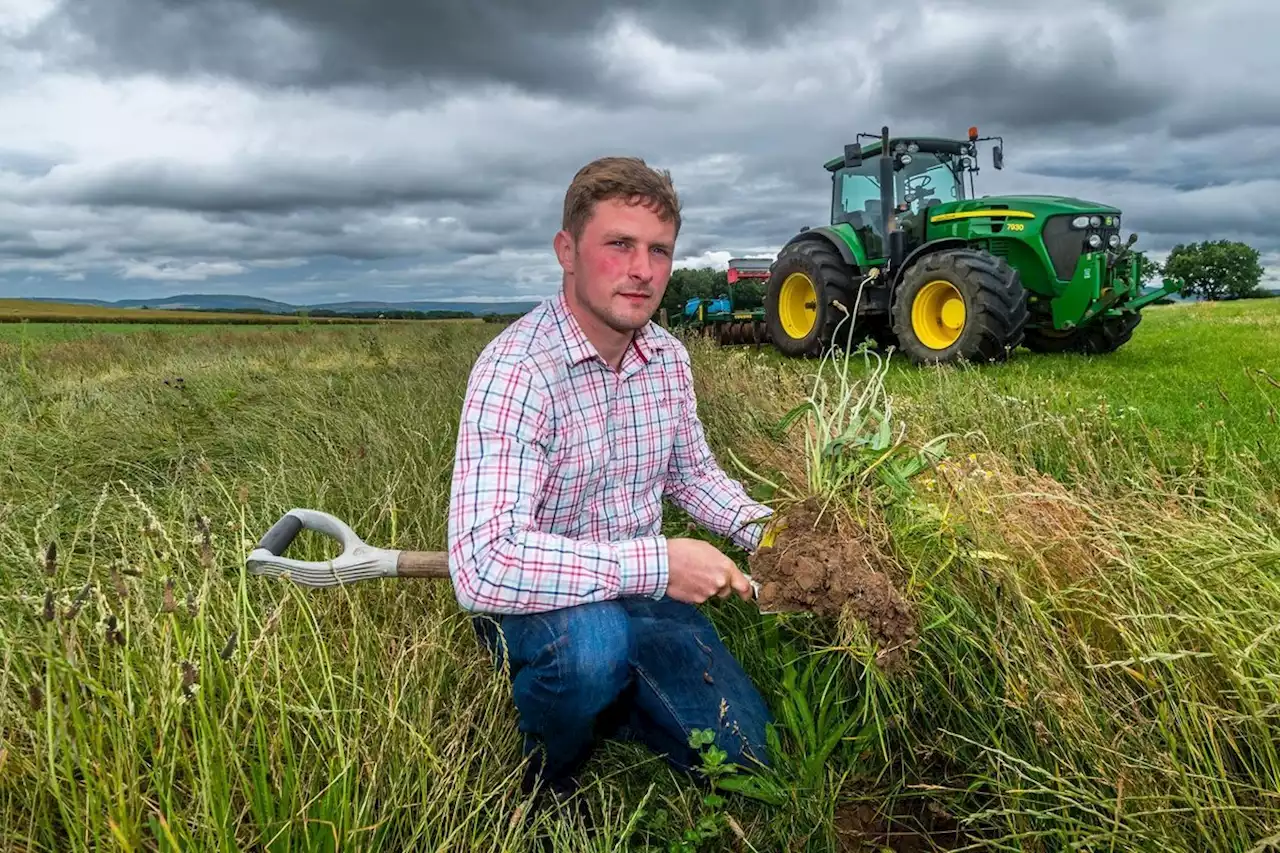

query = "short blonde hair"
[{"left": 561, "top": 156, "right": 682, "bottom": 241}]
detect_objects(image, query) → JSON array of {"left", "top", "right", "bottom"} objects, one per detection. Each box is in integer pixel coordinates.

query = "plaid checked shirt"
[{"left": 447, "top": 291, "right": 772, "bottom": 615}]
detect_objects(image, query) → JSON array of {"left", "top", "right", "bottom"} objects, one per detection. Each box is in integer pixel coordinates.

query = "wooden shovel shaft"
[{"left": 395, "top": 550, "right": 451, "bottom": 579}]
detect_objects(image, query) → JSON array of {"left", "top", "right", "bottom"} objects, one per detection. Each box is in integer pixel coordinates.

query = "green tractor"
[{"left": 762, "top": 126, "right": 1181, "bottom": 364}]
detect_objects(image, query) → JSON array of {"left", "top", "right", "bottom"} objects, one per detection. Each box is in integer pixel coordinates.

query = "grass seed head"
[
  {"left": 65, "top": 582, "right": 92, "bottom": 620},
  {"left": 161, "top": 577, "right": 176, "bottom": 613},
  {"left": 110, "top": 563, "right": 128, "bottom": 601},
  {"left": 180, "top": 660, "right": 199, "bottom": 699},
  {"left": 103, "top": 613, "right": 124, "bottom": 646},
  {"left": 219, "top": 630, "right": 238, "bottom": 661}
]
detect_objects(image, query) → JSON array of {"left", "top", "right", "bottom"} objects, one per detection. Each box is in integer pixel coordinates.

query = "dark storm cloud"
[
  {"left": 0, "top": 176, "right": 562, "bottom": 301},
  {"left": 34, "top": 0, "right": 835, "bottom": 98},
  {"left": 32, "top": 156, "right": 505, "bottom": 213},
  {"left": 873, "top": 24, "right": 1174, "bottom": 133},
  {"left": 1167, "top": 92, "right": 1280, "bottom": 140},
  {"left": 1018, "top": 142, "right": 1277, "bottom": 191},
  {"left": 0, "top": 236, "right": 86, "bottom": 260}
]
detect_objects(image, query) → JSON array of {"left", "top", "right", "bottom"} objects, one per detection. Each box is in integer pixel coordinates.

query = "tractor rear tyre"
[
  {"left": 764, "top": 239, "right": 858, "bottom": 357},
  {"left": 890, "top": 248, "right": 1029, "bottom": 365},
  {"left": 1024, "top": 313, "right": 1142, "bottom": 355}
]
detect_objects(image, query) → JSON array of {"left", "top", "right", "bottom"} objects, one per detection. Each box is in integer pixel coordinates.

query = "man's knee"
[
  {"left": 557, "top": 601, "right": 634, "bottom": 699},
  {"left": 519, "top": 600, "right": 635, "bottom": 712},
  {"left": 620, "top": 595, "right": 774, "bottom": 770}
]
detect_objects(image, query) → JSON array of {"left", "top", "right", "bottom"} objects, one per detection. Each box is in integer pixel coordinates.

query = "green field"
[
  {"left": 0, "top": 298, "right": 394, "bottom": 326},
  {"left": 0, "top": 318, "right": 483, "bottom": 344},
  {"left": 1, "top": 300, "right": 1278, "bottom": 851},
  {"left": 0, "top": 322, "right": 315, "bottom": 343}
]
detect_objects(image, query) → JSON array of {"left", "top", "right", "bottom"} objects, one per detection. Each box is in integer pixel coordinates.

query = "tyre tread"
[
  {"left": 890, "top": 248, "right": 1029, "bottom": 364},
  {"left": 765, "top": 238, "right": 858, "bottom": 357}
]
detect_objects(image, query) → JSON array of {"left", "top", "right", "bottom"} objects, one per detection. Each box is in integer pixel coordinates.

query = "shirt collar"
[{"left": 552, "top": 289, "right": 664, "bottom": 370}]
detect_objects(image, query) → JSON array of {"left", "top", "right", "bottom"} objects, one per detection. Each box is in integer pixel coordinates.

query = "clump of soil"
[
  {"left": 834, "top": 798, "right": 966, "bottom": 852},
  {"left": 748, "top": 498, "right": 917, "bottom": 672}
]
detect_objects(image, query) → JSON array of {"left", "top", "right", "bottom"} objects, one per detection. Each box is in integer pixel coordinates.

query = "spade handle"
[{"left": 395, "top": 550, "right": 451, "bottom": 579}]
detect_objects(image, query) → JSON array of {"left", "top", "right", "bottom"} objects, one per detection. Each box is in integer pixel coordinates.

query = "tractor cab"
[{"left": 824, "top": 129, "right": 1000, "bottom": 266}]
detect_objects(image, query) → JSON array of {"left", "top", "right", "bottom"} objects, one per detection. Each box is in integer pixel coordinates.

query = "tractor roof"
[{"left": 823, "top": 136, "right": 971, "bottom": 172}]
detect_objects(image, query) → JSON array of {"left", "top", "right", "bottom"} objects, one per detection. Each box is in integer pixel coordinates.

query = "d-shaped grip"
[{"left": 257, "top": 513, "right": 303, "bottom": 556}]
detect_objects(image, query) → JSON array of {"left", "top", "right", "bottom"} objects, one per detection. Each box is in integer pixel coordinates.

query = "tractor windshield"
[{"left": 896, "top": 151, "right": 965, "bottom": 215}]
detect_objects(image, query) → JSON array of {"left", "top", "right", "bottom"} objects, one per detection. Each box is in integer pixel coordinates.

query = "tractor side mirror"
[
  {"left": 993, "top": 145, "right": 1004, "bottom": 170},
  {"left": 844, "top": 143, "right": 862, "bottom": 167}
]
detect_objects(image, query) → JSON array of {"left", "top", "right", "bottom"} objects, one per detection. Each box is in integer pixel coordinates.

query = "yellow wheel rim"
[
  {"left": 911, "top": 279, "right": 966, "bottom": 349},
  {"left": 779, "top": 272, "right": 818, "bottom": 339}
]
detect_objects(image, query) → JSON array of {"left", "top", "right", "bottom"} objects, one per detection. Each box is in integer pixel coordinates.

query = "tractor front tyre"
[
  {"left": 1024, "top": 313, "right": 1142, "bottom": 355},
  {"left": 890, "top": 249, "right": 1029, "bottom": 365},
  {"left": 1077, "top": 313, "right": 1142, "bottom": 354},
  {"left": 764, "top": 240, "right": 857, "bottom": 357}
]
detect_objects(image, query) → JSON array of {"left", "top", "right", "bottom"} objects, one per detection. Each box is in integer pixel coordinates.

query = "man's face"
[{"left": 554, "top": 197, "right": 676, "bottom": 334}]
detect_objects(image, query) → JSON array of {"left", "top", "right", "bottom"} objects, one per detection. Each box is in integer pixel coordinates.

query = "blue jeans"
[{"left": 473, "top": 595, "right": 772, "bottom": 792}]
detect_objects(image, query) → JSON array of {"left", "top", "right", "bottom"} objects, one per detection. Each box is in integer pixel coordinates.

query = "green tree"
[
  {"left": 1134, "top": 251, "right": 1162, "bottom": 287},
  {"left": 660, "top": 266, "right": 773, "bottom": 323},
  {"left": 661, "top": 267, "right": 729, "bottom": 316},
  {"left": 732, "top": 278, "right": 766, "bottom": 310},
  {"left": 1162, "top": 240, "right": 1265, "bottom": 301}
]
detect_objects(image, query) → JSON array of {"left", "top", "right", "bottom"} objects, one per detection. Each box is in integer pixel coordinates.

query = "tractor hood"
[
  {"left": 960, "top": 195, "right": 1121, "bottom": 215},
  {"left": 922, "top": 195, "right": 1124, "bottom": 230}
]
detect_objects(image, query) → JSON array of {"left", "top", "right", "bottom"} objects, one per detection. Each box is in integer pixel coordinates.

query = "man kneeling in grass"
[{"left": 447, "top": 155, "right": 774, "bottom": 801}]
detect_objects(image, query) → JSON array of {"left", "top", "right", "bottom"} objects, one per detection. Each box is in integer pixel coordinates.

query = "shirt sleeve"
[
  {"left": 663, "top": 344, "right": 774, "bottom": 551},
  {"left": 447, "top": 355, "right": 669, "bottom": 615}
]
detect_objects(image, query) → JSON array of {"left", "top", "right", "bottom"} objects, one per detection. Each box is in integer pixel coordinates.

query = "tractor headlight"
[
  {"left": 1088, "top": 234, "right": 1103, "bottom": 249},
  {"left": 1090, "top": 215, "right": 1103, "bottom": 227},
  {"left": 1108, "top": 234, "right": 1121, "bottom": 248},
  {"left": 900, "top": 154, "right": 912, "bottom": 165},
  {"left": 1071, "top": 215, "right": 1090, "bottom": 229}
]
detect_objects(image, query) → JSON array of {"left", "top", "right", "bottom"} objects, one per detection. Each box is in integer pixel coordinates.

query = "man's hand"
[{"left": 665, "top": 538, "right": 753, "bottom": 604}]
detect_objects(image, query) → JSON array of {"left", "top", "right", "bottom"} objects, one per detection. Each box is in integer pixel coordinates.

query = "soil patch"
[
  {"left": 834, "top": 799, "right": 966, "bottom": 852},
  {"left": 748, "top": 498, "right": 917, "bottom": 672}
]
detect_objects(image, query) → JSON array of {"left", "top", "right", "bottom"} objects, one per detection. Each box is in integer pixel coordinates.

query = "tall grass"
[
  {"left": 3, "top": 302, "right": 1279, "bottom": 851},
  {"left": 684, "top": 301, "right": 1280, "bottom": 850},
  {"left": 1, "top": 324, "right": 614, "bottom": 852}
]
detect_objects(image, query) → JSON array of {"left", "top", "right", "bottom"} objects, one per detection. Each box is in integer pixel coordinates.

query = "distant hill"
[
  {"left": 25, "top": 294, "right": 541, "bottom": 316},
  {"left": 306, "top": 299, "right": 540, "bottom": 315}
]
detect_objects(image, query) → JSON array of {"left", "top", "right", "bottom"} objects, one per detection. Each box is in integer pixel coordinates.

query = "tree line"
[
  {"left": 1137, "top": 239, "right": 1272, "bottom": 301},
  {"left": 659, "top": 267, "right": 766, "bottom": 317}
]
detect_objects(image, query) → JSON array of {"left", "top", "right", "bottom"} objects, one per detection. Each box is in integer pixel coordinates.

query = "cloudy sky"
[{"left": 1, "top": 0, "right": 1277, "bottom": 304}]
